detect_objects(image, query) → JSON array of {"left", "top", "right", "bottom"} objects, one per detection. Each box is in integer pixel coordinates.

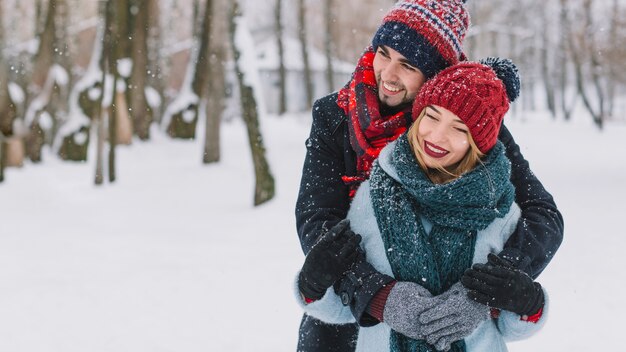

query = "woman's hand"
[
  {"left": 461, "top": 253, "right": 544, "bottom": 317},
  {"left": 382, "top": 282, "right": 442, "bottom": 341},
  {"left": 298, "top": 219, "right": 362, "bottom": 300},
  {"left": 419, "top": 282, "right": 490, "bottom": 351}
]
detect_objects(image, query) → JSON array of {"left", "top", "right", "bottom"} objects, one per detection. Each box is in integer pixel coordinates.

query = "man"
[{"left": 295, "top": 1, "right": 564, "bottom": 351}]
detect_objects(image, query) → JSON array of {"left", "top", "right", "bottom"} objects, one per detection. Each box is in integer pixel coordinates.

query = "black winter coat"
[{"left": 295, "top": 92, "right": 564, "bottom": 325}]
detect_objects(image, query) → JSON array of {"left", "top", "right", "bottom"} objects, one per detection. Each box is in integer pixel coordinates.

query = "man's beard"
[{"left": 376, "top": 74, "right": 412, "bottom": 108}]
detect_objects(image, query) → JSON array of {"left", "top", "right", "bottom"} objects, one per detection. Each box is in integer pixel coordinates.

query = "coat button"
[{"left": 340, "top": 292, "right": 350, "bottom": 306}]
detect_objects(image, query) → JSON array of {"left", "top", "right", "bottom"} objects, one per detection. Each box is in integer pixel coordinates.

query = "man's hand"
[
  {"left": 461, "top": 253, "right": 544, "bottom": 316},
  {"left": 298, "top": 219, "right": 362, "bottom": 300}
]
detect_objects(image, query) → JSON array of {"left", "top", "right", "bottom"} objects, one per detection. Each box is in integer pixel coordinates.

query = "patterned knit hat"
[
  {"left": 412, "top": 58, "right": 521, "bottom": 153},
  {"left": 372, "top": 0, "right": 470, "bottom": 79}
]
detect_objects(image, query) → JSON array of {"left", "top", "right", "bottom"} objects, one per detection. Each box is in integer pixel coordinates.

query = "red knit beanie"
[
  {"left": 412, "top": 59, "right": 520, "bottom": 153},
  {"left": 372, "top": 0, "right": 470, "bottom": 79}
]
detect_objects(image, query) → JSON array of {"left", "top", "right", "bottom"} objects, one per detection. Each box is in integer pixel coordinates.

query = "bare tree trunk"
[
  {"left": 192, "top": 0, "right": 213, "bottom": 109},
  {"left": 167, "top": 0, "right": 213, "bottom": 139},
  {"left": 193, "top": 0, "right": 202, "bottom": 36},
  {"left": 572, "top": 50, "right": 603, "bottom": 128},
  {"left": 324, "top": 0, "right": 335, "bottom": 92},
  {"left": 229, "top": 1, "right": 275, "bottom": 206},
  {"left": 276, "top": 0, "right": 287, "bottom": 115},
  {"left": 113, "top": 0, "right": 132, "bottom": 60},
  {"left": 94, "top": 104, "right": 106, "bottom": 185},
  {"left": 583, "top": 0, "right": 606, "bottom": 128},
  {"left": 203, "top": 0, "right": 228, "bottom": 164},
  {"left": 540, "top": 9, "right": 556, "bottom": 118},
  {"left": 111, "top": 0, "right": 132, "bottom": 148},
  {"left": 35, "top": 0, "right": 45, "bottom": 37},
  {"left": 146, "top": 2, "right": 164, "bottom": 123},
  {"left": 0, "top": 0, "right": 17, "bottom": 140},
  {"left": 569, "top": 0, "right": 605, "bottom": 129},
  {"left": 0, "top": 133, "right": 4, "bottom": 182},
  {"left": 127, "top": 0, "right": 154, "bottom": 140},
  {"left": 606, "top": 0, "right": 619, "bottom": 119},
  {"left": 57, "top": 0, "right": 105, "bottom": 162},
  {"left": 521, "top": 39, "right": 536, "bottom": 112},
  {"left": 23, "top": 0, "right": 70, "bottom": 163},
  {"left": 0, "top": 0, "right": 6, "bottom": 182},
  {"left": 25, "top": 0, "right": 59, "bottom": 163},
  {"left": 0, "top": 1, "right": 15, "bottom": 180},
  {"left": 95, "top": 1, "right": 110, "bottom": 185},
  {"left": 31, "top": 0, "right": 56, "bottom": 90},
  {"left": 558, "top": 0, "right": 577, "bottom": 120},
  {"left": 109, "top": 73, "right": 118, "bottom": 183},
  {"left": 298, "top": 0, "right": 314, "bottom": 110},
  {"left": 107, "top": 0, "right": 130, "bottom": 182},
  {"left": 92, "top": 0, "right": 120, "bottom": 184},
  {"left": 0, "top": 82, "right": 13, "bottom": 139},
  {"left": 49, "top": 0, "right": 71, "bottom": 146}
]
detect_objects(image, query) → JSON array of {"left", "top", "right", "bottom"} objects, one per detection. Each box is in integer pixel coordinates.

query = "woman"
[{"left": 296, "top": 59, "right": 548, "bottom": 352}]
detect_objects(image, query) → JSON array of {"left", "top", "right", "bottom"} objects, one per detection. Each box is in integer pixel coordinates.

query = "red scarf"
[{"left": 337, "top": 47, "right": 414, "bottom": 197}]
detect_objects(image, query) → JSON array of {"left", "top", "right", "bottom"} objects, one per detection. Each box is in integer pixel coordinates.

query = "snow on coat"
[{"left": 295, "top": 140, "right": 548, "bottom": 352}]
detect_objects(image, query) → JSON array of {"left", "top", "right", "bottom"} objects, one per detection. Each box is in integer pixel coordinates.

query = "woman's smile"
[{"left": 423, "top": 141, "right": 449, "bottom": 158}]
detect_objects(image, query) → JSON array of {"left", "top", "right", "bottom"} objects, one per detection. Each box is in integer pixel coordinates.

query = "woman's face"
[{"left": 417, "top": 105, "right": 471, "bottom": 169}]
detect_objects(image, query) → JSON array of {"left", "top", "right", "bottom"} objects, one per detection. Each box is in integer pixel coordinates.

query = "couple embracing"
[{"left": 295, "top": 1, "right": 563, "bottom": 351}]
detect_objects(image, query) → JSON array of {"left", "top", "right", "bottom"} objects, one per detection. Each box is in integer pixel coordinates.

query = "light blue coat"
[{"left": 295, "top": 140, "right": 548, "bottom": 352}]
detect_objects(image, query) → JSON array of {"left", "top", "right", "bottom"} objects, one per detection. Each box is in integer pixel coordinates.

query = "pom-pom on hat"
[
  {"left": 412, "top": 59, "right": 521, "bottom": 153},
  {"left": 479, "top": 57, "right": 521, "bottom": 103},
  {"left": 372, "top": 0, "right": 470, "bottom": 79}
]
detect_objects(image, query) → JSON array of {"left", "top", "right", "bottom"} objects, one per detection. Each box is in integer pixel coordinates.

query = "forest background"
[
  {"left": 1, "top": 1, "right": 625, "bottom": 350},
  {"left": 0, "top": 0, "right": 624, "bottom": 200}
]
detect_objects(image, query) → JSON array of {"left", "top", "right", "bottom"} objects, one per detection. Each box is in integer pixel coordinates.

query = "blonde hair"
[{"left": 407, "top": 108, "right": 485, "bottom": 184}]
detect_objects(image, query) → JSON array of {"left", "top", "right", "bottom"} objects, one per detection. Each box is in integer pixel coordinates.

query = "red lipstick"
[{"left": 423, "top": 141, "right": 449, "bottom": 159}]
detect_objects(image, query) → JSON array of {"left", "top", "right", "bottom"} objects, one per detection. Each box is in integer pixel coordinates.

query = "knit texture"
[
  {"left": 337, "top": 47, "right": 414, "bottom": 197},
  {"left": 372, "top": 0, "right": 470, "bottom": 79},
  {"left": 479, "top": 57, "right": 521, "bottom": 103},
  {"left": 413, "top": 62, "right": 512, "bottom": 153},
  {"left": 367, "top": 281, "right": 397, "bottom": 321},
  {"left": 369, "top": 134, "right": 515, "bottom": 352}
]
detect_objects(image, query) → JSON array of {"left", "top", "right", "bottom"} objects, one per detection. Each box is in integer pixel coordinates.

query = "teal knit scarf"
[{"left": 369, "top": 134, "right": 515, "bottom": 352}]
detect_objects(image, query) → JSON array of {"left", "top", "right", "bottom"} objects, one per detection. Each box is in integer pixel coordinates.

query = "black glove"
[
  {"left": 461, "top": 253, "right": 544, "bottom": 316},
  {"left": 299, "top": 219, "right": 362, "bottom": 300}
]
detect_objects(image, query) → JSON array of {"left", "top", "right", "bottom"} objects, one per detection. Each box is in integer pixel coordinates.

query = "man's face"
[{"left": 373, "top": 46, "right": 426, "bottom": 107}]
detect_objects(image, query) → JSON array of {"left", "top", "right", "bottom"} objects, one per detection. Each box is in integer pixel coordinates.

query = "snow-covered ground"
[{"left": 1, "top": 110, "right": 624, "bottom": 351}]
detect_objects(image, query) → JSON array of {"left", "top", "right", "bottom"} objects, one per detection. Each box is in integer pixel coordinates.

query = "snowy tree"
[
  {"left": 1, "top": 0, "right": 625, "bottom": 186},
  {"left": 0, "top": 0, "right": 17, "bottom": 140},
  {"left": 297, "top": 0, "right": 313, "bottom": 109},
  {"left": 92, "top": 1, "right": 108, "bottom": 185},
  {"left": 465, "top": 0, "right": 626, "bottom": 126},
  {"left": 56, "top": 5, "right": 104, "bottom": 162},
  {"left": 0, "top": 0, "right": 16, "bottom": 181},
  {"left": 539, "top": 3, "right": 558, "bottom": 118},
  {"left": 275, "top": 0, "right": 286, "bottom": 115},
  {"left": 606, "top": 0, "right": 621, "bottom": 118},
  {"left": 323, "top": 0, "right": 335, "bottom": 92},
  {"left": 163, "top": 0, "right": 213, "bottom": 139},
  {"left": 203, "top": 0, "right": 228, "bottom": 164},
  {"left": 24, "top": 0, "right": 71, "bottom": 163},
  {"left": 229, "top": 1, "right": 275, "bottom": 206},
  {"left": 126, "top": 0, "right": 155, "bottom": 141},
  {"left": 567, "top": 0, "right": 607, "bottom": 128},
  {"left": 557, "top": 0, "right": 578, "bottom": 120}
]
